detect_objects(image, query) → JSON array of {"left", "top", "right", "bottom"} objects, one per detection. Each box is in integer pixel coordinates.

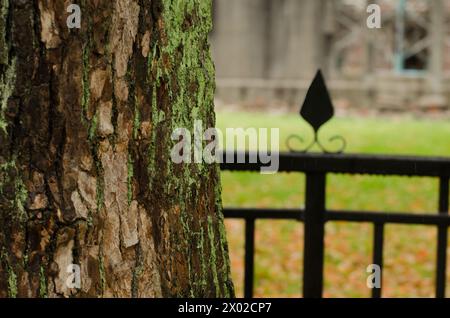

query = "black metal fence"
[{"left": 221, "top": 151, "right": 450, "bottom": 298}]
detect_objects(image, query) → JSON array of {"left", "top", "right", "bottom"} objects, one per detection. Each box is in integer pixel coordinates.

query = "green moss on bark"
[
  {"left": 14, "top": 176, "right": 28, "bottom": 223},
  {"left": 81, "top": 45, "right": 91, "bottom": 123},
  {"left": 7, "top": 265, "right": 17, "bottom": 298},
  {"left": 39, "top": 265, "right": 47, "bottom": 298},
  {"left": 0, "top": 0, "right": 9, "bottom": 66},
  {"left": 1, "top": 249, "right": 17, "bottom": 298},
  {"left": 127, "top": 154, "right": 134, "bottom": 205},
  {"left": 207, "top": 216, "right": 220, "bottom": 297},
  {"left": 98, "top": 251, "right": 106, "bottom": 295},
  {"left": 0, "top": 58, "right": 16, "bottom": 134},
  {"left": 142, "top": 0, "right": 233, "bottom": 297}
]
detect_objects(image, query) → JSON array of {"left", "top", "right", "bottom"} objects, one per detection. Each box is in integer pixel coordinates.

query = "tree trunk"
[{"left": 0, "top": 0, "right": 234, "bottom": 298}]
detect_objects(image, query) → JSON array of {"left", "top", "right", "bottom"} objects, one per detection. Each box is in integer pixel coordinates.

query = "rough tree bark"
[{"left": 0, "top": 0, "right": 234, "bottom": 297}]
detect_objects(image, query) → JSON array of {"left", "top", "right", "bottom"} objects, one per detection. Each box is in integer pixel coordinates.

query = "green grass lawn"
[{"left": 216, "top": 110, "right": 450, "bottom": 298}]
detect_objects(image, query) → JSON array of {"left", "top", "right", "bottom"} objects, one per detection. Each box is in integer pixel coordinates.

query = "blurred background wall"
[{"left": 210, "top": 0, "right": 450, "bottom": 115}]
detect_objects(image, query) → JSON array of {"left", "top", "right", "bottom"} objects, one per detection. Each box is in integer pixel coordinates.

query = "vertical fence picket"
[
  {"left": 372, "top": 223, "right": 385, "bottom": 298},
  {"left": 244, "top": 218, "right": 256, "bottom": 298},
  {"left": 436, "top": 176, "right": 449, "bottom": 298},
  {"left": 303, "top": 173, "right": 326, "bottom": 298}
]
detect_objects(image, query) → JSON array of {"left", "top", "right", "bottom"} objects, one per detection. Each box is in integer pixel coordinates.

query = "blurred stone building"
[{"left": 210, "top": 0, "right": 450, "bottom": 114}]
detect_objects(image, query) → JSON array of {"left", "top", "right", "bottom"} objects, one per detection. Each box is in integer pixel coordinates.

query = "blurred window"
[{"left": 394, "top": 0, "right": 429, "bottom": 73}]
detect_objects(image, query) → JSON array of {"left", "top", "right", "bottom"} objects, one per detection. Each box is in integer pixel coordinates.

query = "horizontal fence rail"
[
  {"left": 221, "top": 151, "right": 450, "bottom": 298},
  {"left": 221, "top": 151, "right": 450, "bottom": 176}
]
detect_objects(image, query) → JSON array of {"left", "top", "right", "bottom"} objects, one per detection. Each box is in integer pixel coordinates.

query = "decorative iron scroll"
[{"left": 286, "top": 70, "right": 346, "bottom": 154}]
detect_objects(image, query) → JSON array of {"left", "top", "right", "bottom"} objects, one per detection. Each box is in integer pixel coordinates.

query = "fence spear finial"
[{"left": 286, "top": 70, "right": 346, "bottom": 154}]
